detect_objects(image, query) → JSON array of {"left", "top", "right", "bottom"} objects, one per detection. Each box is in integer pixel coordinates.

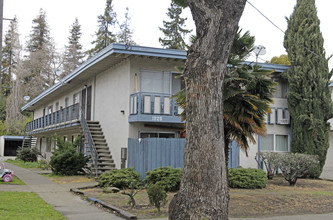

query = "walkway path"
[{"left": 0, "top": 158, "right": 123, "bottom": 220}]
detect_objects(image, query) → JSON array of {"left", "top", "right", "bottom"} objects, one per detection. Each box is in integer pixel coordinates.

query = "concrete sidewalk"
[{"left": 1, "top": 159, "right": 124, "bottom": 220}]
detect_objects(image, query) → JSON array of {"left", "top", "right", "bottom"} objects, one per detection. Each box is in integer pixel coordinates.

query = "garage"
[{"left": 0, "top": 136, "right": 24, "bottom": 157}]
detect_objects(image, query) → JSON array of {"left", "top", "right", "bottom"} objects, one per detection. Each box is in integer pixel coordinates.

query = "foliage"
[
  {"left": 0, "top": 192, "right": 66, "bottom": 219},
  {"left": 271, "top": 153, "right": 319, "bottom": 186},
  {"left": 89, "top": 0, "right": 117, "bottom": 56},
  {"left": 50, "top": 136, "right": 88, "bottom": 175},
  {"left": 98, "top": 168, "right": 141, "bottom": 189},
  {"left": 228, "top": 168, "right": 267, "bottom": 189},
  {"left": 159, "top": 2, "right": 192, "bottom": 50},
  {"left": 24, "top": 9, "right": 59, "bottom": 98},
  {"left": 268, "top": 54, "right": 291, "bottom": 65},
  {"left": 117, "top": 7, "right": 136, "bottom": 45},
  {"left": 147, "top": 183, "right": 167, "bottom": 213},
  {"left": 16, "top": 147, "right": 39, "bottom": 162},
  {"left": 173, "top": 29, "right": 276, "bottom": 157},
  {"left": 61, "top": 18, "right": 85, "bottom": 78},
  {"left": 144, "top": 167, "right": 183, "bottom": 192},
  {"left": 255, "top": 152, "right": 279, "bottom": 179},
  {"left": 284, "top": 0, "right": 333, "bottom": 177},
  {"left": 6, "top": 159, "right": 40, "bottom": 169}
]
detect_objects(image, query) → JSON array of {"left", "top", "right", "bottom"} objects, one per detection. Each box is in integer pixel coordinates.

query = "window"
[
  {"left": 65, "top": 97, "right": 69, "bottom": 108},
  {"left": 73, "top": 93, "right": 80, "bottom": 104},
  {"left": 141, "top": 71, "right": 171, "bottom": 94},
  {"left": 46, "top": 138, "right": 52, "bottom": 152},
  {"left": 55, "top": 102, "right": 59, "bottom": 111},
  {"left": 260, "top": 134, "right": 289, "bottom": 152},
  {"left": 260, "top": 134, "right": 274, "bottom": 151},
  {"left": 48, "top": 105, "right": 53, "bottom": 114},
  {"left": 276, "top": 135, "right": 288, "bottom": 151},
  {"left": 273, "top": 78, "right": 288, "bottom": 98},
  {"left": 139, "top": 132, "right": 175, "bottom": 138}
]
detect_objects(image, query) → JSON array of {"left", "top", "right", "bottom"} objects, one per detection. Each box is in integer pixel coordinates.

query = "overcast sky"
[{"left": 3, "top": 0, "right": 333, "bottom": 67}]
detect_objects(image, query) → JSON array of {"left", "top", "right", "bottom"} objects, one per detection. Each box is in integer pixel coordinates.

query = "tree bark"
[{"left": 169, "top": 1, "right": 246, "bottom": 219}]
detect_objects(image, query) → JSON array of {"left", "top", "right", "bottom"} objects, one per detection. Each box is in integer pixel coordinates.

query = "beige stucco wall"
[{"left": 94, "top": 59, "right": 131, "bottom": 168}]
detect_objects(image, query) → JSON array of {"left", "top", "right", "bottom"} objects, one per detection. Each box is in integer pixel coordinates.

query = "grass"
[
  {"left": 0, "top": 176, "right": 25, "bottom": 185},
  {"left": 5, "top": 159, "right": 40, "bottom": 169},
  {"left": 0, "top": 192, "right": 66, "bottom": 220}
]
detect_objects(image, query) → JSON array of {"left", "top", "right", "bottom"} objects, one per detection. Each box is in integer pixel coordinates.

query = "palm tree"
[{"left": 173, "top": 29, "right": 276, "bottom": 160}]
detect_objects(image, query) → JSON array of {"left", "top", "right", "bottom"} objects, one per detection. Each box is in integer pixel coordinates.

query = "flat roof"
[{"left": 2, "top": 136, "right": 24, "bottom": 140}]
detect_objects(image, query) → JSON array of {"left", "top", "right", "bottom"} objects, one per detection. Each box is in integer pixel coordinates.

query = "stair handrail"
[{"left": 79, "top": 105, "right": 98, "bottom": 177}]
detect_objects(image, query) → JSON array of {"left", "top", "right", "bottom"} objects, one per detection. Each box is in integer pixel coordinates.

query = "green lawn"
[
  {"left": 5, "top": 159, "right": 40, "bottom": 169},
  {"left": 0, "top": 192, "right": 66, "bottom": 220},
  {"left": 0, "top": 176, "right": 25, "bottom": 185}
]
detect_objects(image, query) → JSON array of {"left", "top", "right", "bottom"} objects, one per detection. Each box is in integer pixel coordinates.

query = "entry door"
[{"left": 81, "top": 86, "right": 92, "bottom": 120}]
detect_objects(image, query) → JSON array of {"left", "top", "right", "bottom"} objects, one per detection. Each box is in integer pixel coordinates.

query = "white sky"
[{"left": 3, "top": 0, "right": 333, "bottom": 67}]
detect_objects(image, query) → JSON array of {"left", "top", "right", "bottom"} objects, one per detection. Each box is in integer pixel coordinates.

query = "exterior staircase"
[
  {"left": 22, "top": 136, "right": 37, "bottom": 148},
  {"left": 85, "top": 121, "right": 116, "bottom": 176}
]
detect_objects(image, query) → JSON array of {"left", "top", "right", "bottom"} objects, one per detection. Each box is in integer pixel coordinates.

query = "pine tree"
[
  {"left": 159, "top": 3, "right": 191, "bottom": 50},
  {"left": 284, "top": 0, "right": 333, "bottom": 177},
  {"left": 24, "top": 9, "right": 58, "bottom": 98},
  {"left": 117, "top": 7, "right": 135, "bottom": 45},
  {"left": 62, "top": 18, "right": 85, "bottom": 78},
  {"left": 89, "top": 0, "right": 117, "bottom": 56},
  {"left": 2, "top": 17, "right": 20, "bottom": 97}
]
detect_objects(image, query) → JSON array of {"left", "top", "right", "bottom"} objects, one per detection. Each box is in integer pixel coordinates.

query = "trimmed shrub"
[
  {"left": 147, "top": 183, "right": 167, "bottom": 213},
  {"left": 255, "top": 152, "right": 279, "bottom": 179},
  {"left": 144, "top": 167, "right": 182, "bottom": 192},
  {"left": 271, "top": 153, "right": 319, "bottom": 186},
  {"left": 16, "top": 147, "right": 39, "bottom": 162},
  {"left": 50, "top": 137, "right": 88, "bottom": 175},
  {"left": 98, "top": 168, "right": 141, "bottom": 189},
  {"left": 228, "top": 168, "right": 267, "bottom": 189}
]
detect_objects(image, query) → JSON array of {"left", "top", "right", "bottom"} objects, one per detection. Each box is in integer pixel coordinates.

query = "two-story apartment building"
[
  {"left": 22, "top": 44, "right": 186, "bottom": 174},
  {"left": 22, "top": 43, "right": 333, "bottom": 177}
]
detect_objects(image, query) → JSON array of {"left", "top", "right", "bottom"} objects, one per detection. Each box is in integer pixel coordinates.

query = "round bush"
[
  {"left": 16, "top": 147, "right": 39, "bottom": 162},
  {"left": 228, "top": 168, "right": 267, "bottom": 189},
  {"left": 50, "top": 146, "right": 88, "bottom": 175},
  {"left": 144, "top": 167, "right": 182, "bottom": 192},
  {"left": 98, "top": 168, "right": 141, "bottom": 188}
]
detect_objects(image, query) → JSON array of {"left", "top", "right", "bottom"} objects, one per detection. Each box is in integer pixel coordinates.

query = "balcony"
[
  {"left": 129, "top": 92, "right": 184, "bottom": 123},
  {"left": 25, "top": 104, "right": 80, "bottom": 134}
]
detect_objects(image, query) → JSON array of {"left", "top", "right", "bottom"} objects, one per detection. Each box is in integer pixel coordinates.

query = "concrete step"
[{"left": 95, "top": 145, "right": 108, "bottom": 149}]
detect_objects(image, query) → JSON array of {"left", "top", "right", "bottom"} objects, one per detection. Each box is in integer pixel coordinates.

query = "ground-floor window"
[
  {"left": 46, "top": 137, "right": 52, "bottom": 152},
  {"left": 260, "top": 134, "right": 289, "bottom": 152},
  {"left": 139, "top": 132, "right": 176, "bottom": 138}
]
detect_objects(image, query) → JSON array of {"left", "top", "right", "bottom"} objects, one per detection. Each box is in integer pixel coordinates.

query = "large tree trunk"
[{"left": 169, "top": 1, "right": 246, "bottom": 219}]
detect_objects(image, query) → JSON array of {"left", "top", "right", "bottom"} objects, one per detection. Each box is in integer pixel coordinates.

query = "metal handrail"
[{"left": 79, "top": 105, "right": 98, "bottom": 177}]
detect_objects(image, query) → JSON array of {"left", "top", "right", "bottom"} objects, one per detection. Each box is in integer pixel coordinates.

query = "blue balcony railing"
[
  {"left": 129, "top": 92, "right": 184, "bottom": 123},
  {"left": 25, "top": 104, "right": 80, "bottom": 132}
]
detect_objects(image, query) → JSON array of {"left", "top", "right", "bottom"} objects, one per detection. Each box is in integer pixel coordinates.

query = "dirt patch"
[
  {"left": 46, "top": 175, "right": 95, "bottom": 184},
  {"left": 81, "top": 176, "right": 333, "bottom": 219}
]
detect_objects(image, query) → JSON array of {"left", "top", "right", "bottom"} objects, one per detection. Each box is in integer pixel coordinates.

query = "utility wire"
[{"left": 246, "top": 0, "right": 333, "bottom": 66}]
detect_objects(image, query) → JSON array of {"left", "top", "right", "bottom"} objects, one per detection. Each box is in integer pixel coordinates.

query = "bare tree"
[{"left": 169, "top": 0, "right": 247, "bottom": 219}]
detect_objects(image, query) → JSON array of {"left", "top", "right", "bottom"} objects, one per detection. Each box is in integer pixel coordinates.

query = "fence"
[{"left": 128, "top": 138, "right": 240, "bottom": 179}]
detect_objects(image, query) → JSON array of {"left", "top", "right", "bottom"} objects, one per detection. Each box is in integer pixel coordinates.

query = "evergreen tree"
[
  {"left": 89, "top": 0, "right": 117, "bottom": 56},
  {"left": 159, "top": 3, "right": 191, "bottom": 50},
  {"left": 117, "top": 7, "right": 135, "bottom": 45},
  {"left": 2, "top": 17, "right": 19, "bottom": 97},
  {"left": 24, "top": 9, "right": 58, "bottom": 98},
  {"left": 284, "top": 0, "right": 333, "bottom": 177},
  {"left": 62, "top": 18, "right": 85, "bottom": 78}
]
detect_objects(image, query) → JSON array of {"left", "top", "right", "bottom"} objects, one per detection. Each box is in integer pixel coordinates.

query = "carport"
[{"left": 0, "top": 136, "right": 24, "bottom": 156}]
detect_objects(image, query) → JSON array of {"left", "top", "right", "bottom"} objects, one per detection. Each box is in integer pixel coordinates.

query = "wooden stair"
[{"left": 85, "top": 121, "right": 116, "bottom": 175}]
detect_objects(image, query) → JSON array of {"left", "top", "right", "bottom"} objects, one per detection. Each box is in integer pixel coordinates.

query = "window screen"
[
  {"left": 260, "top": 134, "right": 274, "bottom": 151},
  {"left": 276, "top": 135, "right": 288, "bottom": 152}
]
